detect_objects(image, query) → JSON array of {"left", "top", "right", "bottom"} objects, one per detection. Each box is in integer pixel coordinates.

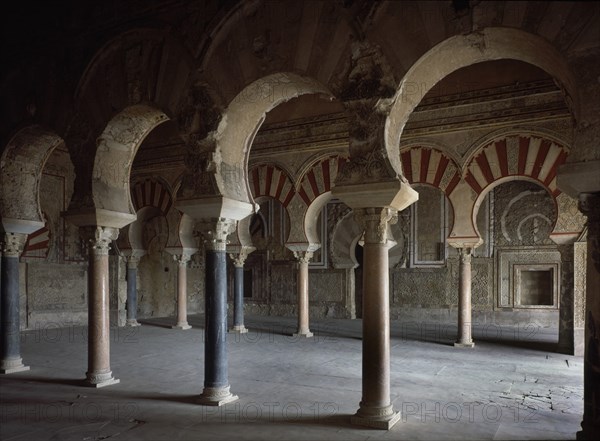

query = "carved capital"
[
  {"left": 0, "top": 232, "right": 28, "bottom": 257},
  {"left": 293, "top": 250, "right": 314, "bottom": 265},
  {"left": 197, "top": 218, "right": 237, "bottom": 252},
  {"left": 126, "top": 255, "right": 140, "bottom": 269},
  {"left": 354, "top": 207, "right": 398, "bottom": 244},
  {"left": 229, "top": 246, "right": 254, "bottom": 267},
  {"left": 122, "top": 248, "right": 145, "bottom": 268},
  {"left": 174, "top": 252, "right": 193, "bottom": 266},
  {"left": 458, "top": 247, "right": 473, "bottom": 264},
  {"left": 80, "top": 226, "right": 119, "bottom": 256},
  {"left": 230, "top": 255, "right": 246, "bottom": 267}
]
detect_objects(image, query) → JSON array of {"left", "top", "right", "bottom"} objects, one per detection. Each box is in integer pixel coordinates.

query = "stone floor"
[{"left": 0, "top": 314, "right": 583, "bottom": 441}]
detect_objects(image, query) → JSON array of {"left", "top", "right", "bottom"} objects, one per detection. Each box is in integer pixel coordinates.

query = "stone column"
[
  {"left": 293, "top": 251, "right": 314, "bottom": 338},
  {"left": 82, "top": 226, "right": 120, "bottom": 388},
  {"left": 172, "top": 253, "right": 192, "bottom": 330},
  {"left": 125, "top": 256, "right": 141, "bottom": 327},
  {"left": 0, "top": 232, "right": 30, "bottom": 374},
  {"left": 578, "top": 192, "right": 600, "bottom": 440},
  {"left": 345, "top": 266, "right": 357, "bottom": 319},
  {"left": 455, "top": 247, "right": 475, "bottom": 348},
  {"left": 229, "top": 253, "right": 248, "bottom": 334},
  {"left": 198, "top": 218, "right": 239, "bottom": 406},
  {"left": 351, "top": 208, "right": 401, "bottom": 430}
]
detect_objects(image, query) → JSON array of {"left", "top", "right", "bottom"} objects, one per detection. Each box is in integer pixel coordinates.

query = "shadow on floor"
[{"left": 0, "top": 375, "right": 88, "bottom": 387}]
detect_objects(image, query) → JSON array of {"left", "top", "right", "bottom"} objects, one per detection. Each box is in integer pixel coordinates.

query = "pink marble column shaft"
[
  {"left": 173, "top": 254, "right": 192, "bottom": 330},
  {"left": 351, "top": 208, "right": 400, "bottom": 430},
  {"left": 293, "top": 251, "right": 313, "bottom": 338},
  {"left": 83, "top": 226, "right": 119, "bottom": 388},
  {"left": 455, "top": 247, "right": 474, "bottom": 348}
]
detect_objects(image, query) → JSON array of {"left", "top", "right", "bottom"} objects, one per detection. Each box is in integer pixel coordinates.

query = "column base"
[
  {"left": 351, "top": 405, "right": 401, "bottom": 430},
  {"left": 172, "top": 323, "right": 192, "bottom": 330},
  {"left": 125, "top": 319, "right": 141, "bottom": 327},
  {"left": 0, "top": 358, "right": 30, "bottom": 374},
  {"left": 198, "top": 386, "right": 239, "bottom": 406},
  {"left": 293, "top": 331, "right": 314, "bottom": 338},
  {"left": 84, "top": 371, "right": 120, "bottom": 388},
  {"left": 229, "top": 325, "right": 248, "bottom": 334},
  {"left": 454, "top": 341, "right": 475, "bottom": 348}
]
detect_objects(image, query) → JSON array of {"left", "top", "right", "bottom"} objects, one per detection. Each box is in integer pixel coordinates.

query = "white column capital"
[
  {"left": 0, "top": 232, "right": 28, "bottom": 257},
  {"left": 174, "top": 253, "right": 192, "bottom": 266},
  {"left": 197, "top": 218, "right": 237, "bottom": 251},
  {"left": 126, "top": 255, "right": 140, "bottom": 269},
  {"left": 458, "top": 247, "right": 473, "bottom": 264},
  {"left": 80, "top": 226, "right": 119, "bottom": 256},
  {"left": 293, "top": 250, "right": 314, "bottom": 264},
  {"left": 228, "top": 245, "right": 255, "bottom": 267},
  {"left": 122, "top": 249, "right": 145, "bottom": 269},
  {"left": 230, "top": 253, "right": 247, "bottom": 268},
  {"left": 354, "top": 207, "right": 398, "bottom": 245}
]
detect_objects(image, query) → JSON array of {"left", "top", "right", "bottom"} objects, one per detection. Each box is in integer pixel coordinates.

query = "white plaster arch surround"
[
  {"left": 304, "top": 192, "right": 332, "bottom": 246},
  {"left": 254, "top": 195, "right": 292, "bottom": 244},
  {"left": 177, "top": 213, "right": 197, "bottom": 250},
  {"left": 127, "top": 206, "right": 165, "bottom": 251},
  {"left": 0, "top": 126, "right": 64, "bottom": 233},
  {"left": 385, "top": 27, "right": 579, "bottom": 178},
  {"left": 214, "top": 72, "right": 334, "bottom": 205},
  {"left": 93, "top": 104, "right": 169, "bottom": 217}
]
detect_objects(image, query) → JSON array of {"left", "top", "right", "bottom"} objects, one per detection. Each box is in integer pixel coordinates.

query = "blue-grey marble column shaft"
[
  {"left": 126, "top": 256, "right": 141, "bottom": 327},
  {"left": 198, "top": 218, "right": 238, "bottom": 406},
  {"left": 0, "top": 233, "right": 30, "bottom": 374}
]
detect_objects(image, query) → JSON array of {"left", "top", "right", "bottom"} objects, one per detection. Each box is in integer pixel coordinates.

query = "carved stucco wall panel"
[
  {"left": 493, "top": 181, "right": 557, "bottom": 247},
  {"left": 310, "top": 271, "right": 344, "bottom": 302},
  {"left": 392, "top": 268, "right": 449, "bottom": 307},
  {"left": 25, "top": 263, "right": 88, "bottom": 329},
  {"left": 554, "top": 192, "right": 586, "bottom": 234},
  {"left": 1, "top": 126, "right": 64, "bottom": 224},
  {"left": 574, "top": 240, "right": 587, "bottom": 329}
]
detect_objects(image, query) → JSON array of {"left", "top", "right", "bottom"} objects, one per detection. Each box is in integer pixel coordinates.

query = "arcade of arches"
[{"left": 1, "top": 1, "right": 600, "bottom": 439}]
